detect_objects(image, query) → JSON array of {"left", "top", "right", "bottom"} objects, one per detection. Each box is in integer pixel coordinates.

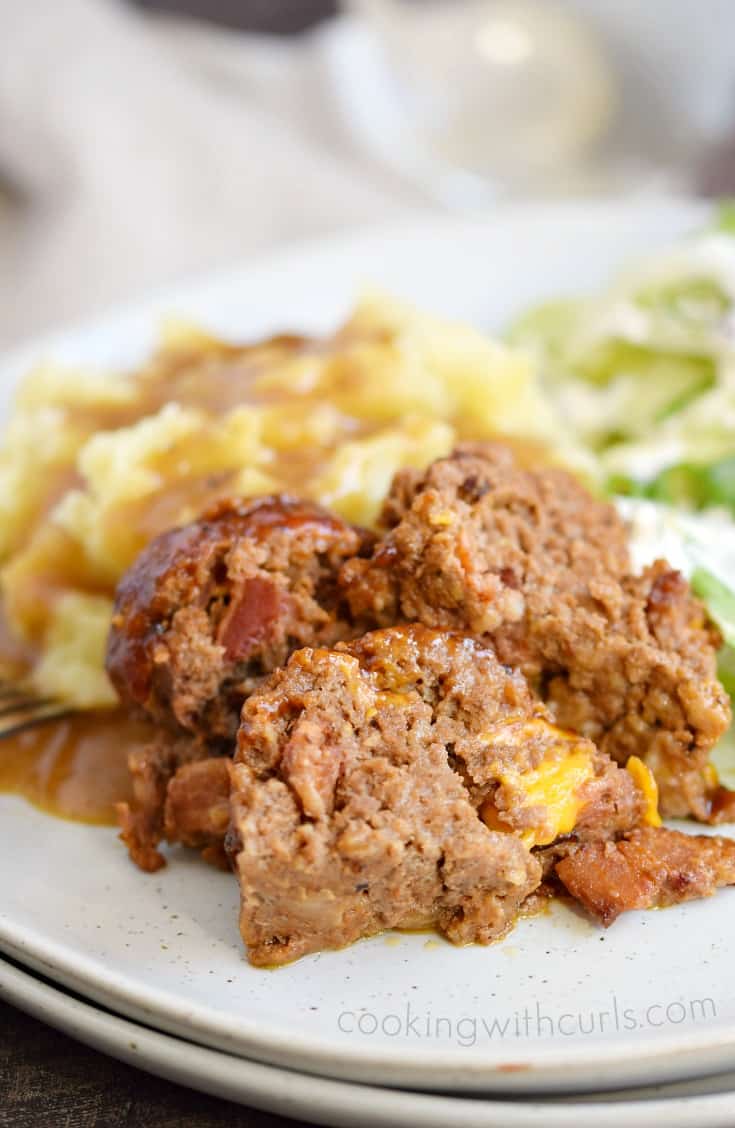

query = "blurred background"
[{"left": 2, "top": 0, "right": 735, "bottom": 347}]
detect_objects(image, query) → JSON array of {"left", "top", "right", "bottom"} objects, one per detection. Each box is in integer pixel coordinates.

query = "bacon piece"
[{"left": 556, "top": 826, "right": 735, "bottom": 926}]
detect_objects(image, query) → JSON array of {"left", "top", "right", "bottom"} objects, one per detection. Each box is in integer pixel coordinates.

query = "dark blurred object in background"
[{"left": 135, "top": 0, "right": 336, "bottom": 34}]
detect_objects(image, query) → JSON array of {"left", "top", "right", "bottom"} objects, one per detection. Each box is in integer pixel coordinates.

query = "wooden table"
[{"left": 0, "top": 997, "right": 311, "bottom": 1127}]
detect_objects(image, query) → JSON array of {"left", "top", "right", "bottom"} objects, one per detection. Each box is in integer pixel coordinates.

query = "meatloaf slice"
[
  {"left": 116, "top": 731, "right": 208, "bottom": 872},
  {"left": 143, "top": 684, "right": 645, "bottom": 880},
  {"left": 340, "top": 441, "right": 631, "bottom": 654},
  {"left": 340, "top": 444, "right": 731, "bottom": 821},
  {"left": 107, "top": 494, "right": 372, "bottom": 743},
  {"left": 227, "top": 624, "right": 645, "bottom": 967},
  {"left": 555, "top": 826, "right": 735, "bottom": 926},
  {"left": 163, "top": 756, "right": 231, "bottom": 867},
  {"left": 544, "top": 560, "right": 731, "bottom": 820},
  {"left": 118, "top": 738, "right": 230, "bottom": 873}
]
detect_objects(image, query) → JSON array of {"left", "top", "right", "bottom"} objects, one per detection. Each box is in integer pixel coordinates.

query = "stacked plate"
[{"left": 3, "top": 202, "right": 735, "bottom": 1126}]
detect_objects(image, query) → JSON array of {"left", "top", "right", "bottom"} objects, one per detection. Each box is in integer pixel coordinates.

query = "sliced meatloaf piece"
[
  {"left": 118, "top": 737, "right": 230, "bottom": 873},
  {"left": 340, "top": 442, "right": 631, "bottom": 654},
  {"left": 227, "top": 624, "right": 646, "bottom": 967},
  {"left": 543, "top": 560, "right": 731, "bottom": 820},
  {"left": 142, "top": 672, "right": 646, "bottom": 880},
  {"left": 340, "top": 444, "right": 731, "bottom": 821},
  {"left": 163, "top": 756, "right": 231, "bottom": 867},
  {"left": 555, "top": 826, "right": 735, "bottom": 925},
  {"left": 107, "top": 494, "right": 372, "bottom": 743},
  {"left": 116, "top": 731, "right": 207, "bottom": 872}
]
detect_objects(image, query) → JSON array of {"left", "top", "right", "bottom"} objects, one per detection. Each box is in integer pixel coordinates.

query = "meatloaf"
[
  {"left": 109, "top": 494, "right": 372, "bottom": 869},
  {"left": 555, "top": 826, "right": 735, "bottom": 925},
  {"left": 227, "top": 624, "right": 647, "bottom": 967},
  {"left": 117, "top": 736, "right": 231, "bottom": 872},
  {"left": 107, "top": 494, "right": 372, "bottom": 742},
  {"left": 340, "top": 444, "right": 731, "bottom": 821}
]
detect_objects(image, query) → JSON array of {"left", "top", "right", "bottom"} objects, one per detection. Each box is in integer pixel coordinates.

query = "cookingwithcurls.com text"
[{"left": 335, "top": 994, "right": 716, "bottom": 1047}]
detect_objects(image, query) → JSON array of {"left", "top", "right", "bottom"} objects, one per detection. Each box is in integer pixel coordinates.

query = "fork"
[{"left": 0, "top": 678, "right": 72, "bottom": 738}]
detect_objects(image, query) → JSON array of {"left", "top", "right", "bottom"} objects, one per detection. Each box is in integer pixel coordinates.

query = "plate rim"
[
  {"left": 5, "top": 909, "right": 735, "bottom": 1095},
  {"left": 4, "top": 953, "right": 735, "bottom": 1128}
]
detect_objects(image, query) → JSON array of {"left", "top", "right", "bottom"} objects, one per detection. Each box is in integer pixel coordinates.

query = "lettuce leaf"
[
  {"left": 691, "top": 567, "right": 735, "bottom": 648},
  {"left": 714, "top": 199, "right": 735, "bottom": 236},
  {"left": 613, "top": 456, "right": 735, "bottom": 513},
  {"left": 507, "top": 205, "right": 735, "bottom": 507},
  {"left": 690, "top": 566, "right": 735, "bottom": 786}
]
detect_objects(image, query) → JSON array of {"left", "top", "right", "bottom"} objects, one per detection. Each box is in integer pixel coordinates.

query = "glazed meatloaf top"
[
  {"left": 107, "top": 494, "right": 372, "bottom": 743},
  {"left": 228, "top": 624, "right": 646, "bottom": 966}
]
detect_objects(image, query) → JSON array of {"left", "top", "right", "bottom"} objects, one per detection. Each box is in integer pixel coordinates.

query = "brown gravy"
[{"left": 0, "top": 710, "right": 151, "bottom": 824}]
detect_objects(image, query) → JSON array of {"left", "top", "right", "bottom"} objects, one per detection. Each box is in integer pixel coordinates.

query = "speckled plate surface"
[
  {"left": 2, "top": 200, "right": 735, "bottom": 1095},
  {"left": 6, "top": 954, "right": 735, "bottom": 1127}
]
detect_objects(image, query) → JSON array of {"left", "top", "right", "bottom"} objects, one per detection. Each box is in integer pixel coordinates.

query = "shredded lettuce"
[
  {"left": 691, "top": 567, "right": 735, "bottom": 648},
  {"left": 714, "top": 199, "right": 735, "bottom": 236},
  {"left": 508, "top": 204, "right": 735, "bottom": 508},
  {"left": 612, "top": 456, "right": 735, "bottom": 514}
]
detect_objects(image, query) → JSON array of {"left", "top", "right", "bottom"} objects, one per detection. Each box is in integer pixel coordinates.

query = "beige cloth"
[
  {"left": 2, "top": 0, "right": 734, "bottom": 348},
  {"left": 0, "top": 0, "right": 425, "bottom": 347}
]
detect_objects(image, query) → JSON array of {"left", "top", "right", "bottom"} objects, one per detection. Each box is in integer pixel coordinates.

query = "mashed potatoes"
[{"left": 0, "top": 294, "right": 565, "bottom": 708}]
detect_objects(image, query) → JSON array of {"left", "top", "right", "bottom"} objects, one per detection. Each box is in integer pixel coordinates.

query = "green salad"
[
  {"left": 509, "top": 201, "right": 735, "bottom": 510},
  {"left": 508, "top": 203, "right": 735, "bottom": 787}
]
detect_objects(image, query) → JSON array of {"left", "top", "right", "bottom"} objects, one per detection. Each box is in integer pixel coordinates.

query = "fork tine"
[
  {"left": 0, "top": 674, "right": 74, "bottom": 738},
  {"left": 0, "top": 696, "right": 54, "bottom": 718},
  {"left": 0, "top": 703, "right": 72, "bottom": 739}
]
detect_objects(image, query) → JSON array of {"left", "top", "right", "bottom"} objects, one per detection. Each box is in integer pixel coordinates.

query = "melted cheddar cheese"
[
  {"left": 480, "top": 719, "right": 596, "bottom": 848},
  {"left": 625, "top": 755, "right": 662, "bottom": 827}
]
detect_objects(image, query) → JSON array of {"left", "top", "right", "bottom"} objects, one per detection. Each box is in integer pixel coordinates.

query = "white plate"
[
  {"left": 7, "top": 954, "right": 735, "bottom": 1128},
  {"left": 3, "top": 199, "right": 735, "bottom": 1096}
]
